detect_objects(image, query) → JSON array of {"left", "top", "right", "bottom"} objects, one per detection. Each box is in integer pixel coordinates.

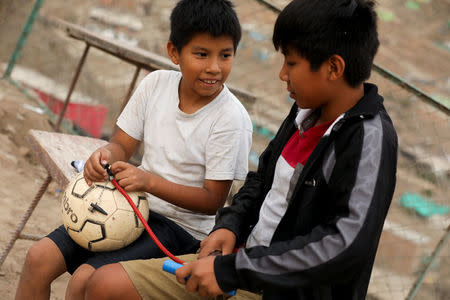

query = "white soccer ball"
[{"left": 61, "top": 172, "right": 149, "bottom": 252}]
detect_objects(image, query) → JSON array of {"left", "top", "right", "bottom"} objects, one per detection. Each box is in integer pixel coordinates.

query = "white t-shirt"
[{"left": 117, "top": 70, "right": 252, "bottom": 240}]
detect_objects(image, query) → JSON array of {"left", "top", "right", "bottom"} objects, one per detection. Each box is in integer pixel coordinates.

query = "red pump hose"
[{"left": 109, "top": 177, "right": 185, "bottom": 265}]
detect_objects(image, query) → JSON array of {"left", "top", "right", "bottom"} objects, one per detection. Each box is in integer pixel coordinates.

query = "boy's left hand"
[
  {"left": 176, "top": 256, "right": 224, "bottom": 298},
  {"left": 110, "top": 161, "right": 150, "bottom": 192}
]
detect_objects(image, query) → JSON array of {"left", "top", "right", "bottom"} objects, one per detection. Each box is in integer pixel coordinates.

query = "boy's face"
[
  {"left": 168, "top": 33, "right": 234, "bottom": 102},
  {"left": 279, "top": 46, "right": 330, "bottom": 109}
]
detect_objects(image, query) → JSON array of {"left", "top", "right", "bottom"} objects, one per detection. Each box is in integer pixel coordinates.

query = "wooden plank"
[
  {"left": 55, "top": 19, "right": 256, "bottom": 109},
  {"left": 58, "top": 19, "right": 178, "bottom": 71},
  {"left": 27, "top": 130, "right": 108, "bottom": 188}
]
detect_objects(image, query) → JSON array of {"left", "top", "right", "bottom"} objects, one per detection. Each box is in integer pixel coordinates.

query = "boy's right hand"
[
  {"left": 198, "top": 228, "right": 237, "bottom": 259},
  {"left": 83, "top": 148, "right": 112, "bottom": 186}
]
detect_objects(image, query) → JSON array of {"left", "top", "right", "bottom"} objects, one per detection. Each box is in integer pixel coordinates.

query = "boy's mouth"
[
  {"left": 287, "top": 88, "right": 295, "bottom": 98},
  {"left": 200, "top": 79, "right": 219, "bottom": 85}
]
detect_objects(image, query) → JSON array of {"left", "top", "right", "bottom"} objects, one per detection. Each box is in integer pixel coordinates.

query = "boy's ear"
[
  {"left": 327, "top": 54, "right": 345, "bottom": 81},
  {"left": 167, "top": 41, "right": 180, "bottom": 65}
]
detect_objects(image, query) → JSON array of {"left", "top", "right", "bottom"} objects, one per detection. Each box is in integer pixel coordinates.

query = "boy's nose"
[
  {"left": 279, "top": 66, "right": 288, "bottom": 82},
  {"left": 206, "top": 58, "right": 220, "bottom": 73}
]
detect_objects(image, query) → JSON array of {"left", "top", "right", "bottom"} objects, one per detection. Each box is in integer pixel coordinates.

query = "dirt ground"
[
  {"left": 0, "top": 0, "right": 449, "bottom": 299},
  {"left": 0, "top": 79, "right": 70, "bottom": 299}
]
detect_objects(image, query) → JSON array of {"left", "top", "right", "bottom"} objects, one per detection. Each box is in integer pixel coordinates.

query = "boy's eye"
[
  {"left": 287, "top": 61, "right": 295, "bottom": 66},
  {"left": 222, "top": 53, "right": 232, "bottom": 59},
  {"left": 195, "top": 52, "right": 207, "bottom": 57}
]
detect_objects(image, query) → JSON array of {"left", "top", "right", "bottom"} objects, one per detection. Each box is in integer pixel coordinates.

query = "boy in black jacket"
[{"left": 85, "top": 0, "right": 398, "bottom": 299}]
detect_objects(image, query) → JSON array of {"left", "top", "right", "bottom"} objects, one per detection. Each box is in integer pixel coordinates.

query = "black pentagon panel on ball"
[
  {"left": 81, "top": 220, "right": 106, "bottom": 251},
  {"left": 93, "top": 182, "right": 116, "bottom": 192},
  {"left": 71, "top": 177, "right": 96, "bottom": 199}
]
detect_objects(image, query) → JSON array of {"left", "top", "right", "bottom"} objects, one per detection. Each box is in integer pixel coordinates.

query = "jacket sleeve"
[
  {"left": 214, "top": 113, "right": 398, "bottom": 293},
  {"left": 212, "top": 104, "right": 298, "bottom": 245}
]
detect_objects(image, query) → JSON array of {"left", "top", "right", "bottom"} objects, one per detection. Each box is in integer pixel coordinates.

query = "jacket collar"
[
  {"left": 292, "top": 83, "right": 382, "bottom": 136},
  {"left": 294, "top": 83, "right": 382, "bottom": 124},
  {"left": 344, "top": 83, "right": 382, "bottom": 119}
]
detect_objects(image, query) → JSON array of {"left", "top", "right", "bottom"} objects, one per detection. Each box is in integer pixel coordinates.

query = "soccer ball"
[{"left": 61, "top": 172, "right": 149, "bottom": 252}]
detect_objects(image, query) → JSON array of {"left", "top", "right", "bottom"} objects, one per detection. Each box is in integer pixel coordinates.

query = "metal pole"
[
  {"left": 121, "top": 66, "right": 141, "bottom": 113},
  {"left": 372, "top": 64, "right": 449, "bottom": 115},
  {"left": 0, "top": 174, "right": 52, "bottom": 268},
  {"left": 54, "top": 43, "right": 90, "bottom": 132},
  {"left": 111, "top": 66, "right": 141, "bottom": 137},
  {"left": 3, "top": 0, "right": 45, "bottom": 79},
  {"left": 405, "top": 225, "right": 450, "bottom": 300}
]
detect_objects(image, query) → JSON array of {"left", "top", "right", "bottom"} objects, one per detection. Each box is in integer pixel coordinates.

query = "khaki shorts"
[{"left": 120, "top": 254, "right": 262, "bottom": 300}]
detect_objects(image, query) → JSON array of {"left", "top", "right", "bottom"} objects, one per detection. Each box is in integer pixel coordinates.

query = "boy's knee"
[
  {"left": 24, "top": 242, "right": 50, "bottom": 269},
  {"left": 23, "top": 238, "right": 65, "bottom": 279},
  {"left": 85, "top": 266, "right": 116, "bottom": 299},
  {"left": 70, "top": 264, "right": 95, "bottom": 288},
  {"left": 66, "top": 265, "right": 95, "bottom": 299},
  {"left": 85, "top": 274, "right": 104, "bottom": 299},
  {"left": 85, "top": 264, "right": 140, "bottom": 300}
]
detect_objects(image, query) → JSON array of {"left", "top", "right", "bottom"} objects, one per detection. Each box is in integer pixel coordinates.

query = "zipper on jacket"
[
  {"left": 304, "top": 178, "right": 316, "bottom": 186},
  {"left": 299, "top": 125, "right": 304, "bottom": 138}
]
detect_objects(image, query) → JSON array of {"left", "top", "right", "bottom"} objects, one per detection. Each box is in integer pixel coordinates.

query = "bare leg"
[
  {"left": 85, "top": 263, "right": 141, "bottom": 300},
  {"left": 65, "top": 264, "right": 95, "bottom": 300},
  {"left": 15, "top": 237, "right": 67, "bottom": 300}
]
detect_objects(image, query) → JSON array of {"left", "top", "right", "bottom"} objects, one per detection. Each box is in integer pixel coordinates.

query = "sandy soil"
[{"left": 0, "top": 79, "right": 70, "bottom": 299}]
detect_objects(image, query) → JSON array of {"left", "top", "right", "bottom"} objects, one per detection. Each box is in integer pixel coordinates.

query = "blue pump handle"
[{"left": 162, "top": 260, "right": 236, "bottom": 296}]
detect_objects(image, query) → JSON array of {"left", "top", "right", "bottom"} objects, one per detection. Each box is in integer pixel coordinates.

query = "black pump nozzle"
[{"left": 104, "top": 163, "right": 114, "bottom": 179}]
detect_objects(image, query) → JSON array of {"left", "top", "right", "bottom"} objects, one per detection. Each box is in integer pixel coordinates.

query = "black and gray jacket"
[{"left": 213, "top": 83, "right": 398, "bottom": 300}]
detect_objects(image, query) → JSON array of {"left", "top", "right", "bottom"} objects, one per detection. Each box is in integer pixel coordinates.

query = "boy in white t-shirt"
[{"left": 15, "top": 1, "right": 252, "bottom": 299}]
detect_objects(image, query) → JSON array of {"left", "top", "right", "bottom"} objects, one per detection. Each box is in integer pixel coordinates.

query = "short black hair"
[
  {"left": 169, "top": 0, "right": 241, "bottom": 53},
  {"left": 273, "top": 0, "right": 379, "bottom": 87}
]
